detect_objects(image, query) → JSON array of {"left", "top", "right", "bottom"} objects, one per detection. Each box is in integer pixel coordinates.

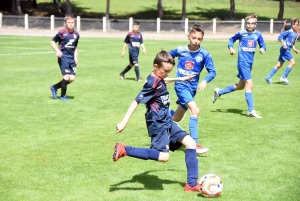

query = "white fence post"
[
  {"left": 157, "top": 18, "right": 160, "bottom": 34},
  {"left": 50, "top": 15, "right": 54, "bottom": 30},
  {"left": 185, "top": 18, "right": 188, "bottom": 35},
  {"left": 270, "top": 19, "right": 273, "bottom": 34},
  {"left": 213, "top": 18, "right": 216, "bottom": 34},
  {"left": 25, "top": 14, "right": 28, "bottom": 29},
  {"left": 129, "top": 17, "right": 133, "bottom": 31},
  {"left": 0, "top": 13, "right": 2, "bottom": 29},
  {"left": 76, "top": 16, "right": 81, "bottom": 31},
  {"left": 103, "top": 17, "right": 106, "bottom": 32},
  {"left": 241, "top": 19, "right": 245, "bottom": 30}
]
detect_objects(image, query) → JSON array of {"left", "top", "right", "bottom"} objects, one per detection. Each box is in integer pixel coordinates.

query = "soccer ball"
[{"left": 199, "top": 174, "right": 223, "bottom": 198}]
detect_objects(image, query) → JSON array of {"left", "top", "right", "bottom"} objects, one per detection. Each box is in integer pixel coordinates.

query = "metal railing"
[{"left": 0, "top": 14, "right": 285, "bottom": 34}]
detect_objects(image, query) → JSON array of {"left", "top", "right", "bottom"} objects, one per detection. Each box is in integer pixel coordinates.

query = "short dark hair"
[
  {"left": 189, "top": 23, "right": 204, "bottom": 35},
  {"left": 133, "top": 21, "right": 140, "bottom": 26},
  {"left": 153, "top": 50, "right": 175, "bottom": 67}
]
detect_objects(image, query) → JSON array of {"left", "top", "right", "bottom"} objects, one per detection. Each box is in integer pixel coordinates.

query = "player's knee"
[{"left": 181, "top": 135, "right": 196, "bottom": 149}]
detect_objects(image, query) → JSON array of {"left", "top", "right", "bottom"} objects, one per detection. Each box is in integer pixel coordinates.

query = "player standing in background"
[
  {"left": 114, "top": 51, "right": 200, "bottom": 192},
  {"left": 50, "top": 15, "right": 79, "bottom": 102},
  {"left": 168, "top": 23, "right": 216, "bottom": 155},
  {"left": 120, "top": 21, "right": 146, "bottom": 81},
  {"left": 212, "top": 14, "right": 266, "bottom": 118},
  {"left": 265, "top": 17, "right": 299, "bottom": 85}
]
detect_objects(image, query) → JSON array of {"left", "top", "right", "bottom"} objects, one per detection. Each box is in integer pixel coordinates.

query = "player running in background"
[
  {"left": 113, "top": 51, "right": 200, "bottom": 192},
  {"left": 265, "top": 17, "right": 299, "bottom": 85},
  {"left": 168, "top": 23, "right": 216, "bottom": 155},
  {"left": 119, "top": 21, "right": 146, "bottom": 81},
  {"left": 212, "top": 14, "right": 266, "bottom": 118},
  {"left": 50, "top": 15, "right": 79, "bottom": 102}
]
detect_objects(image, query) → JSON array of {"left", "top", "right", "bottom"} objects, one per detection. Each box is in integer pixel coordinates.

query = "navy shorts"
[
  {"left": 129, "top": 53, "right": 138, "bottom": 65},
  {"left": 58, "top": 59, "right": 76, "bottom": 75},
  {"left": 150, "top": 121, "right": 187, "bottom": 152}
]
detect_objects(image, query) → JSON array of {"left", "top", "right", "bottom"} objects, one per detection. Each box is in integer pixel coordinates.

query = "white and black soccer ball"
[{"left": 199, "top": 174, "right": 223, "bottom": 198}]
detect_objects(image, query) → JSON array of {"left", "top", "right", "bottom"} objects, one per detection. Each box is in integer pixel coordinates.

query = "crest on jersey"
[
  {"left": 73, "top": 34, "right": 77, "bottom": 39},
  {"left": 139, "top": 95, "right": 144, "bottom": 100},
  {"left": 196, "top": 56, "right": 203, "bottom": 62},
  {"left": 185, "top": 61, "right": 195, "bottom": 70},
  {"left": 248, "top": 40, "right": 254, "bottom": 47}
]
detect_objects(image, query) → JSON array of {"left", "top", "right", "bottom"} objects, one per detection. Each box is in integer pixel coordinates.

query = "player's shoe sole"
[
  {"left": 50, "top": 85, "right": 57, "bottom": 99},
  {"left": 113, "top": 142, "right": 127, "bottom": 162},
  {"left": 212, "top": 88, "right": 220, "bottom": 104}
]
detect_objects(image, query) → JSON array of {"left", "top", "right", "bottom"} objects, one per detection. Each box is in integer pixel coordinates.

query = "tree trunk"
[
  {"left": 277, "top": 0, "right": 284, "bottom": 20},
  {"left": 16, "top": 0, "right": 23, "bottom": 15},
  {"left": 228, "top": 0, "right": 235, "bottom": 20},
  {"left": 106, "top": 0, "right": 111, "bottom": 30},
  {"left": 157, "top": 0, "right": 163, "bottom": 19},
  {"left": 56, "top": 0, "right": 65, "bottom": 14},
  {"left": 11, "top": 0, "right": 17, "bottom": 14},
  {"left": 32, "top": 0, "right": 37, "bottom": 8},
  {"left": 181, "top": 0, "right": 186, "bottom": 20},
  {"left": 65, "top": 0, "right": 72, "bottom": 15}
]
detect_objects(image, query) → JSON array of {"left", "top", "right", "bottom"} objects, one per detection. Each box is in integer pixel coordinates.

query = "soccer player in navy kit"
[
  {"left": 50, "top": 15, "right": 80, "bottom": 102},
  {"left": 265, "top": 17, "right": 299, "bottom": 85},
  {"left": 120, "top": 21, "right": 146, "bottom": 81},
  {"left": 169, "top": 23, "right": 216, "bottom": 155},
  {"left": 212, "top": 14, "right": 266, "bottom": 118},
  {"left": 113, "top": 51, "right": 200, "bottom": 192}
]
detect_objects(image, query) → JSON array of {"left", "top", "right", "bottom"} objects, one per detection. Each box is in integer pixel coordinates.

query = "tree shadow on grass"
[
  {"left": 109, "top": 169, "right": 185, "bottom": 192},
  {"left": 211, "top": 108, "right": 247, "bottom": 117}
]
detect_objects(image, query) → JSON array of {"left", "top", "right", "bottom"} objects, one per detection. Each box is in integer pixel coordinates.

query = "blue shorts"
[
  {"left": 175, "top": 87, "right": 196, "bottom": 111},
  {"left": 236, "top": 61, "right": 252, "bottom": 80},
  {"left": 150, "top": 121, "right": 187, "bottom": 152},
  {"left": 58, "top": 59, "right": 76, "bottom": 75},
  {"left": 278, "top": 48, "right": 293, "bottom": 62}
]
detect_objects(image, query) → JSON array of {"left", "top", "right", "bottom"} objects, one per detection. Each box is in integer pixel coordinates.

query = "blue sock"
[
  {"left": 245, "top": 92, "right": 254, "bottom": 112},
  {"left": 282, "top": 66, "right": 292, "bottom": 78},
  {"left": 125, "top": 146, "right": 159, "bottom": 161},
  {"left": 189, "top": 117, "right": 198, "bottom": 144},
  {"left": 266, "top": 67, "right": 278, "bottom": 79},
  {"left": 185, "top": 149, "right": 198, "bottom": 187},
  {"left": 218, "top": 84, "right": 235, "bottom": 96}
]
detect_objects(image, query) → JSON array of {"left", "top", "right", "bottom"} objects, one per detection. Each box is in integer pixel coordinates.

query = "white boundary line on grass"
[{"left": 0, "top": 51, "right": 54, "bottom": 56}]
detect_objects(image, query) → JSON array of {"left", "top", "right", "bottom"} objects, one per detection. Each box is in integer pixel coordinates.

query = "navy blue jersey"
[
  {"left": 135, "top": 72, "right": 172, "bottom": 136},
  {"left": 52, "top": 28, "right": 80, "bottom": 62},
  {"left": 228, "top": 30, "right": 266, "bottom": 64},
  {"left": 169, "top": 46, "right": 216, "bottom": 93},
  {"left": 124, "top": 31, "right": 143, "bottom": 57},
  {"left": 278, "top": 28, "right": 299, "bottom": 51}
]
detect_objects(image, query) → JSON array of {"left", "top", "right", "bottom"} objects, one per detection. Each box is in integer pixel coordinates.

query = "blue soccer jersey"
[
  {"left": 169, "top": 46, "right": 216, "bottom": 92},
  {"left": 124, "top": 31, "right": 144, "bottom": 57},
  {"left": 228, "top": 30, "right": 266, "bottom": 64},
  {"left": 278, "top": 28, "right": 299, "bottom": 51},
  {"left": 52, "top": 28, "right": 80, "bottom": 62},
  {"left": 135, "top": 72, "right": 172, "bottom": 136}
]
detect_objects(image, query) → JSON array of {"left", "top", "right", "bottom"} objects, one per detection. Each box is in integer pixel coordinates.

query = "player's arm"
[
  {"left": 278, "top": 32, "right": 289, "bottom": 49},
  {"left": 164, "top": 75, "right": 195, "bottom": 84},
  {"left": 257, "top": 34, "right": 266, "bottom": 54},
  {"left": 74, "top": 47, "right": 78, "bottom": 64},
  {"left": 198, "top": 54, "right": 216, "bottom": 91},
  {"left": 50, "top": 40, "right": 62, "bottom": 58},
  {"left": 121, "top": 43, "right": 127, "bottom": 57},
  {"left": 281, "top": 19, "right": 287, "bottom": 32},
  {"left": 116, "top": 100, "right": 139, "bottom": 134},
  {"left": 228, "top": 32, "right": 239, "bottom": 55},
  {"left": 141, "top": 43, "right": 146, "bottom": 54},
  {"left": 292, "top": 45, "right": 300, "bottom": 54}
]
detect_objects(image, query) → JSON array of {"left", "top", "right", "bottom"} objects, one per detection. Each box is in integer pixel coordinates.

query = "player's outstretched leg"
[{"left": 113, "top": 142, "right": 127, "bottom": 162}]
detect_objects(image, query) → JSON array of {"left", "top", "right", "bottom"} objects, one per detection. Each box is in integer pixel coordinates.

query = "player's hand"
[
  {"left": 229, "top": 48, "right": 236, "bottom": 55},
  {"left": 56, "top": 50, "right": 63, "bottom": 58},
  {"left": 197, "top": 81, "right": 207, "bottom": 92},
  {"left": 294, "top": 49, "right": 300, "bottom": 54},
  {"left": 260, "top": 48, "right": 265, "bottom": 54},
  {"left": 116, "top": 122, "right": 126, "bottom": 134},
  {"left": 143, "top": 49, "right": 146, "bottom": 54},
  {"left": 121, "top": 51, "right": 125, "bottom": 57},
  {"left": 283, "top": 45, "right": 287, "bottom": 50}
]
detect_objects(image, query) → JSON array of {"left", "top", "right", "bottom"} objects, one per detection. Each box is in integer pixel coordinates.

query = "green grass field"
[{"left": 0, "top": 35, "right": 299, "bottom": 201}]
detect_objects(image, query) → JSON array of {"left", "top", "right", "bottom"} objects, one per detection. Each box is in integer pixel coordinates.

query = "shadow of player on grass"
[
  {"left": 109, "top": 169, "right": 185, "bottom": 191},
  {"left": 211, "top": 108, "right": 247, "bottom": 117}
]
